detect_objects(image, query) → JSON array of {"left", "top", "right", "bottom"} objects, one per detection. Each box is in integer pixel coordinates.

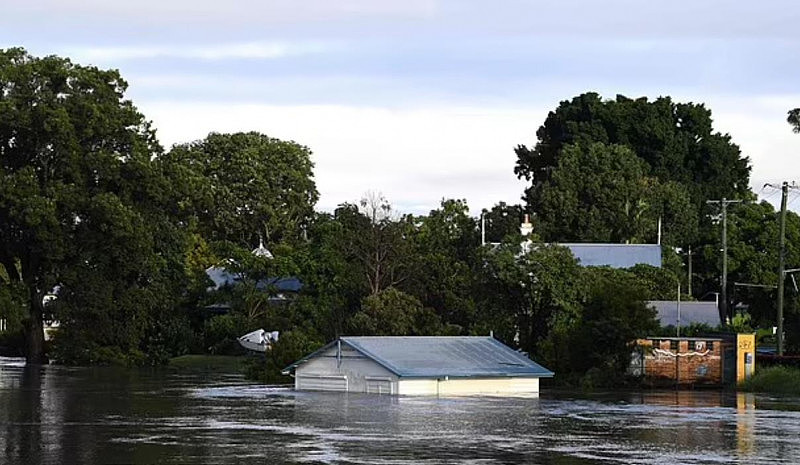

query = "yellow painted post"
[{"left": 736, "top": 334, "right": 756, "bottom": 383}]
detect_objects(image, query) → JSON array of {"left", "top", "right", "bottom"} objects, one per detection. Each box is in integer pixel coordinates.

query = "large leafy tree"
[
  {"left": 349, "top": 287, "right": 443, "bottom": 336},
  {"left": 478, "top": 241, "right": 584, "bottom": 358},
  {"left": 163, "top": 132, "right": 318, "bottom": 248},
  {"left": 563, "top": 274, "right": 659, "bottom": 382},
  {"left": 694, "top": 201, "right": 800, "bottom": 326},
  {"left": 0, "top": 48, "right": 177, "bottom": 363},
  {"left": 535, "top": 142, "right": 696, "bottom": 245},
  {"left": 515, "top": 93, "right": 751, "bottom": 214},
  {"left": 481, "top": 202, "right": 526, "bottom": 243},
  {"left": 335, "top": 195, "right": 414, "bottom": 296},
  {"left": 407, "top": 199, "right": 479, "bottom": 331}
]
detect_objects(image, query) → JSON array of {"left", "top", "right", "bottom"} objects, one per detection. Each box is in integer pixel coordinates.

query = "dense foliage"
[
  {"left": 513, "top": 92, "right": 800, "bottom": 326},
  {"left": 515, "top": 93, "right": 751, "bottom": 215},
  {"left": 0, "top": 48, "right": 180, "bottom": 364},
  {"left": 2, "top": 50, "right": 798, "bottom": 387}
]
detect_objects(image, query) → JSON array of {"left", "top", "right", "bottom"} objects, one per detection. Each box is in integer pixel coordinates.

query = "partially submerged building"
[
  {"left": 283, "top": 336, "right": 553, "bottom": 396},
  {"left": 630, "top": 334, "right": 755, "bottom": 387}
]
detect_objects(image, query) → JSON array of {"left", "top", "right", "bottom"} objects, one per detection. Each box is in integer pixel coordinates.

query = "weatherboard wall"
[
  {"left": 294, "top": 344, "right": 399, "bottom": 393},
  {"left": 294, "top": 344, "right": 542, "bottom": 396},
  {"left": 397, "top": 377, "right": 539, "bottom": 396}
]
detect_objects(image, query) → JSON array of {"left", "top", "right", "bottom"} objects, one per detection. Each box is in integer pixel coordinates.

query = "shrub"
[
  {"left": 245, "top": 330, "right": 324, "bottom": 384},
  {"left": 739, "top": 365, "right": 800, "bottom": 396}
]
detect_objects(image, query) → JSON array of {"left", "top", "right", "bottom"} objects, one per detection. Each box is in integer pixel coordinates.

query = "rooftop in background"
[
  {"left": 287, "top": 336, "right": 554, "bottom": 378},
  {"left": 510, "top": 218, "right": 662, "bottom": 269},
  {"left": 648, "top": 300, "right": 721, "bottom": 328},
  {"left": 205, "top": 267, "right": 302, "bottom": 293},
  {"left": 204, "top": 241, "right": 301, "bottom": 293},
  {"left": 562, "top": 243, "right": 662, "bottom": 268},
  {"left": 515, "top": 241, "right": 662, "bottom": 269}
]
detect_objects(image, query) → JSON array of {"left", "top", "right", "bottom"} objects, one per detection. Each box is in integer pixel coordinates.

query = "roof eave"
[{"left": 399, "top": 372, "right": 554, "bottom": 379}]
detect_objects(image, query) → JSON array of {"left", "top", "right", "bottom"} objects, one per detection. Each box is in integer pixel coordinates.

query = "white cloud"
[
  {"left": 137, "top": 102, "right": 542, "bottom": 215},
  {"left": 61, "top": 41, "right": 338, "bottom": 63},
  {"left": 136, "top": 94, "right": 800, "bottom": 217},
  {"left": 701, "top": 94, "right": 800, "bottom": 208},
  {"left": 7, "top": 0, "right": 437, "bottom": 25}
]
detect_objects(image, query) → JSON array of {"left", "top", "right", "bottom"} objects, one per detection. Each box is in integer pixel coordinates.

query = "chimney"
[{"left": 520, "top": 214, "right": 533, "bottom": 237}]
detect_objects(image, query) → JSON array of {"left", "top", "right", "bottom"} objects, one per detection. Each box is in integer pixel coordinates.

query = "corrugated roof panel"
[
  {"left": 340, "top": 336, "right": 553, "bottom": 378},
  {"left": 648, "top": 301, "right": 721, "bottom": 327},
  {"left": 562, "top": 243, "right": 662, "bottom": 268}
]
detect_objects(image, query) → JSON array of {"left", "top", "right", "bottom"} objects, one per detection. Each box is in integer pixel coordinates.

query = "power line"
[
  {"left": 787, "top": 192, "right": 800, "bottom": 209},
  {"left": 706, "top": 197, "right": 743, "bottom": 325},
  {"left": 764, "top": 181, "right": 800, "bottom": 355}
]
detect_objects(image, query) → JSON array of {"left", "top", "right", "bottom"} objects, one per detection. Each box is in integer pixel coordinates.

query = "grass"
[
  {"left": 739, "top": 365, "right": 800, "bottom": 396},
  {"left": 168, "top": 354, "right": 248, "bottom": 373}
]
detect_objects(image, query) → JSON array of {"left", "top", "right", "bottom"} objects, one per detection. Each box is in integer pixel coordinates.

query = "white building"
[{"left": 283, "top": 336, "right": 553, "bottom": 396}]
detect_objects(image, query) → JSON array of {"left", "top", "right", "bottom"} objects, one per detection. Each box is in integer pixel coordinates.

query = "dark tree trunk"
[{"left": 26, "top": 287, "right": 46, "bottom": 365}]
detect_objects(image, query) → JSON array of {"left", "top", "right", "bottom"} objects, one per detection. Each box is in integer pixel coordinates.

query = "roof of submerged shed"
[{"left": 285, "top": 336, "right": 554, "bottom": 378}]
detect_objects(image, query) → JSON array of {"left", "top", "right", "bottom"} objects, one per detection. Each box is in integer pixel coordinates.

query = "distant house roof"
[
  {"left": 205, "top": 267, "right": 302, "bottom": 293},
  {"left": 513, "top": 242, "right": 662, "bottom": 268},
  {"left": 285, "top": 336, "right": 554, "bottom": 378},
  {"left": 648, "top": 300, "right": 721, "bottom": 328},
  {"left": 561, "top": 243, "right": 662, "bottom": 268}
]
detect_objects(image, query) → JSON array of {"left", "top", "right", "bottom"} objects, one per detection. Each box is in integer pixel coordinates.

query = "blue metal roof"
[
  {"left": 286, "top": 336, "right": 553, "bottom": 378},
  {"left": 206, "top": 266, "right": 302, "bottom": 292},
  {"left": 649, "top": 300, "right": 721, "bottom": 328},
  {"left": 561, "top": 243, "right": 661, "bottom": 268}
]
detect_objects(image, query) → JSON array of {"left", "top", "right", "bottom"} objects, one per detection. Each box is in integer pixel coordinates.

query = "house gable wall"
[{"left": 295, "top": 345, "right": 398, "bottom": 393}]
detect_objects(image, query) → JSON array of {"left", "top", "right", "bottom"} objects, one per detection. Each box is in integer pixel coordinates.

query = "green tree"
[
  {"left": 694, "top": 201, "right": 800, "bottom": 327},
  {"left": 163, "top": 132, "right": 318, "bottom": 248},
  {"left": 565, "top": 276, "right": 659, "bottom": 383},
  {"left": 407, "top": 199, "right": 478, "bottom": 331},
  {"left": 292, "top": 212, "right": 365, "bottom": 339},
  {"left": 515, "top": 93, "right": 751, "bottom": 214},
  {"left": 336, "top": 194, "right": 414, "bottom": 296},
  {"left": 535, "top": 142, "right": 696, "bottom": 245},
  {"left": 482, "top": 202, "right": 526, "bottom": 243},
  {"left": 0, "top": 48, "right": 175, "bottom": 363},
  {"left": 349, "top": 287, "right": 442, "bottom": 336},
  {"left": 479, "top": 241, "right": 584, "bottom": 358}
]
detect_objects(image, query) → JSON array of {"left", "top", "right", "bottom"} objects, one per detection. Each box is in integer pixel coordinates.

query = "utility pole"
[
  {"left": 706, "top": 198, "right": 742, "bottom": 325},
  {"left": 764, "top": 182, "right": 798, "bottom": 355},
  {"left": 687, "top": 246, "right": 693, "bottom": 297},
  {"left": 778, "top": 182, "right": 788, "bottom": 356}
]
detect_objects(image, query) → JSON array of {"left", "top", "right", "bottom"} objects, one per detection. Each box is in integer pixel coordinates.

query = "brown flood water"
[{"left": 2, "top": 356, "right": 799, "bottom": 464}]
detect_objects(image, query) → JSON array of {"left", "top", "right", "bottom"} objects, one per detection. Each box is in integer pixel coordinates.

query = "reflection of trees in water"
[
  {"left": 1, "top": 365, "right": 44, "bottom": 463},
  {"left": 2, "top": 365, "right": 800, "bottom": 464},
  {"left": 626, "top": 391, "right": 750, "bottom": 456},
  {"left": 289, "top": 394, "right": 549, "bottom": 463}
]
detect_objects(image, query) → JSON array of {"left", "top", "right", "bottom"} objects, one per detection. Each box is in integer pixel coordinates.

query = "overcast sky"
[{"left": 3, "top": 1, "right": 800, "bottom": 214}]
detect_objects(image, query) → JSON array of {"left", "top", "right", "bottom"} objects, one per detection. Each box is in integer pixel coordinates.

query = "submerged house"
[
  {"left": 283, "top": 336, "right": 553, "bottom": 396},
  {"left": 630, "top": 334, "right": 756, "bottom": 387}
]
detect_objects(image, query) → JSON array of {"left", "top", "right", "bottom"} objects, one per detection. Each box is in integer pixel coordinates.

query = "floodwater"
[{"left": 2, "top": 357, "right": 800, "bottom": 464}]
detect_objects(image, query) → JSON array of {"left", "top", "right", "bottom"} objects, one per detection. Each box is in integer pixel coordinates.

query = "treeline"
[{"left": 2, "top": 49, "right": 800, "bottom": 386}]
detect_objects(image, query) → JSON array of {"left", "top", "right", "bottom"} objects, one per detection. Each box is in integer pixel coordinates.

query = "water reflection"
[{"left": 2, "top": 357, "right": 800, "bottom": 464}]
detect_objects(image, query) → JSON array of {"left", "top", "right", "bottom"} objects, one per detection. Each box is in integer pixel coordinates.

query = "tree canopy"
[
  {"left": 534, "top": 142, "right": 696, "bottom": 245},
  {"left": 515, "top": 93, "right": 752, "bottom": 216},
  {"left": 5, "top": 48, "right": 791, "bottom": 382},
  {"left": 0, "top": 48, "right": 174, "bottom": 363},
  {"left": 163, "top": 132, "right": 318, "bottom": 248}
]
